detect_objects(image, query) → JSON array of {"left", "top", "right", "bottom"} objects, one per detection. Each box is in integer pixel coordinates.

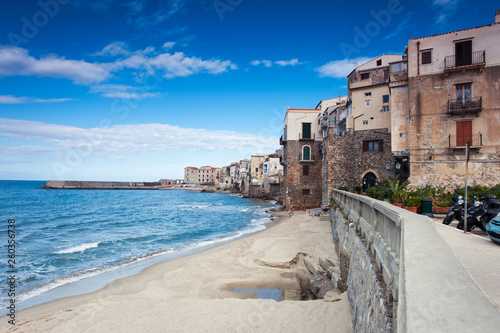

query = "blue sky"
[{"left": 0, "top": 0, "right": 498, "bottom": 181}]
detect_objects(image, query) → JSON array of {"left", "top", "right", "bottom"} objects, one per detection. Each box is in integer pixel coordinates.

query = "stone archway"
[{"left": 361, "top": 169, "right": 380, "bottom": 192}]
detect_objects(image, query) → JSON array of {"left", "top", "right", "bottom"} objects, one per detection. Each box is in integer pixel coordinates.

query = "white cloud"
[
  {"left": 251, "top": 59, "right": 301, "bottom": 68},
  {"left": 162, "top": 42, "right": 176, "bottom": 50},
  {"left": 90, "top": 84, "right": 160, "bottom": 99},
  {"left": 0, "top": 118, "right": 278, "bottom": 155},
  {"left": 94, "top": 41, "right": 130, "bottom": 57},
  {"left": 0, "top": 46, "right": 110, "bottom": 84},
  {"left": 427, "top": 0, "right": 460, "bottom": 25},
  {"left": 0, "top": 95, "right": 74, "bottom": 104},
  {"left": 315, "top": 57, "right": 372, "bottom": 78}
]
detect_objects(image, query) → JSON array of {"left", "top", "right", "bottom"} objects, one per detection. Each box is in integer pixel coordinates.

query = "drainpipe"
[{"left": 417, "top": 41, "right": 420, "bottom": 75}]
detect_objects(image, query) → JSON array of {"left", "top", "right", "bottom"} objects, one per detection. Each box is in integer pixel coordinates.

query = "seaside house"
[
  {"left": 402, "top": 10, "right": 500, "bottom": 188},
  {"left": 183, "top": 166, "right": 221, "bottom": 186},
  {"left": 262, "top": 151, "right": 283, "bottom": 199},
  {"left": 280, "top": 107, "right": 323, "bottom": 210},
  {"left": 184, "top": 167, "right": 199, "bottom": 184}
]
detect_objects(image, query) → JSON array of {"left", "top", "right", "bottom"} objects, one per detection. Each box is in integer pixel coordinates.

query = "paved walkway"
[{"left": 432, "top": 214, "right": 500, "bottom": 310}]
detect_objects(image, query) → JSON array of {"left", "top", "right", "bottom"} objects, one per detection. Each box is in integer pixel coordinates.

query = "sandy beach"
[{"left": 3, "top": 211, "right": 352, "bottom": 333}]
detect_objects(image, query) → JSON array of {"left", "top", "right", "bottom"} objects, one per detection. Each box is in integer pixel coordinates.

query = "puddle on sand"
[{"left": 233, "top": 288, "right": 316, "bottom": 302}]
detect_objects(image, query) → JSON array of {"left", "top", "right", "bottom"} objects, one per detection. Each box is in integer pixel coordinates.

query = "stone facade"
[
  {"left": 283, "top": 140, "right": 322, "bottom": 210},
  {"left": 322, "top": 128, "right": 393, "bottom": 206}
]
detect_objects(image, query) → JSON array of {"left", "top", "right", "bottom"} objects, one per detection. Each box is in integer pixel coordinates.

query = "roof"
[
  {"left": 186, "top": 167, "right": 198, "bottom": 170},
  {"left": 410, "top": 23, "right": 495, "bottom": 40}
]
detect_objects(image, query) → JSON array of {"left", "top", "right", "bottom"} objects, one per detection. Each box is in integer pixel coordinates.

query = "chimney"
[{"left": 496, "top": 9, "right": 500, "bottom": 23}]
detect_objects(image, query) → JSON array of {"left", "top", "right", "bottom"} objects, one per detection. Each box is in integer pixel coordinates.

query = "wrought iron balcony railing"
[
  {"left": 445, "top": 50, "right": 485, "bottom": 69},
  {"left": 447, "top": 96, "right": 482, "bottom": 116},
  {"left": 299, "top": 132, "right": 315, "bottom": 140},
  {"left": 299, "top": 152, "right": 315, "bottom": 162},
  {"left": 449, "top": 133, "right": 483, "bottom": 148}
]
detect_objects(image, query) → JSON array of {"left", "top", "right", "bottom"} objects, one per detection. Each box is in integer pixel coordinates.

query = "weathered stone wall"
[
  {"left": 44, "top": 181, "right": 161, "bottom": 189},
  {"left": 331, "top": 209, "right": 393, "bottom": 332},
  {"left": 322, "top": 129, "right": 393, "bottom": 205},
  {"left": 331, "top": 189, "right": 500, "bottom": 332},
  {"left": 283, "top": 140, "right": 322, "bottom": 210},
  {"left": 408, "top": 66, "right": 500, "bottom": 188}
]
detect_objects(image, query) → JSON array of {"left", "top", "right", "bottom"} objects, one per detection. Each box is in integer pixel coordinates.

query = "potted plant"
[
  {"left": 403, "top": 195, "right": 421, "bottom": 213},
  {"left": 354, "top": 185, "right": 361, "bottom": 194},
  {"left": 434, "top": 190, "right": 454, "bottom": 214},
  {"left": 388, "top": 176, "right": 409, "bottom": 208}
]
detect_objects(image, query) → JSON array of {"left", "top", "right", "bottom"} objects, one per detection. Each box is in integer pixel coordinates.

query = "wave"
[{"left": 55, "top": 242, "right": 101, "bottom": 254}]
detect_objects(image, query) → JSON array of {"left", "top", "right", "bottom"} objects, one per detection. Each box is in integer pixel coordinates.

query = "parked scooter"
[
  {"left": 457, "top": 194, "right": 484, "bottom": 231},
  {"left": 442, "top": 192, "right": 464, "bottom": 225}
]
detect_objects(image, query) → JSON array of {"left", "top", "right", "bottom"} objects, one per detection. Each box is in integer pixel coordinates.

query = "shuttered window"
[{"left": 363, "top": 140, "right": 384, "bottom": 152}]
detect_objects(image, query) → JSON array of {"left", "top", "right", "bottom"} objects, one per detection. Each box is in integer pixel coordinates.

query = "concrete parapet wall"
[{"left": 331, "top": 189, "right": 500, "bottom": 332}]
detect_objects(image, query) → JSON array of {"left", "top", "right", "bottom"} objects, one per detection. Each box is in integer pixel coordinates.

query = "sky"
[{"left": 0, "top": 0, "right": 498, "bottom": 181}]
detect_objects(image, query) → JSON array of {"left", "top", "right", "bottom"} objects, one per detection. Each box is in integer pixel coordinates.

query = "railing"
[
  {"left": 447, "top": 96, "right": 482, "bottom": 112},
  {"left": 299, "top": 132, "right": 315, "bottom": 140},
  {"left": 449, "top": 133, "right": 483, "bottom": 147},
  {"left": 445, "top": 50, "right": 485, "bottom": 69}
]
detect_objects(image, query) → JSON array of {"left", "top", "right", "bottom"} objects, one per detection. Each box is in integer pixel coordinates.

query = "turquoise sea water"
[{"left": 0, "top": 180, "right": 275, "bottom": 311}]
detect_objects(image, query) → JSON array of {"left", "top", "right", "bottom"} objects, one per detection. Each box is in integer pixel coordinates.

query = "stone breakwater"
[
  {"left": 39, "top": 180, "right": 161, "bottom": 190},
  {"left": 331, "top": 209, "right": 393, "bottom": 333}
]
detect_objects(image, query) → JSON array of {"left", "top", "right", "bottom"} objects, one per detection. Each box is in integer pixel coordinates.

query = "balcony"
[
  {"left": 448, "top": 133, "right": 483, "bottom": 149},
  {"left": 446, "top": 97, "right": 482, "bottom": 117},
  {"left": 299, "top": 132, "right": 316, "bottom": 141},
  {"left": 444, "top": 50, "right": 485, "bottom": 73},
  {"left": 280, "top": 135, "right": 286, "bottom": 145},
  {"left": 279, "top": 155, "right": 286, "bottom": 166}
]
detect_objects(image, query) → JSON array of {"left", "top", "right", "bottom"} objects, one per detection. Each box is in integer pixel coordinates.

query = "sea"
[{"left": 0, "top": 180, "right": 277, "bottom": 313}]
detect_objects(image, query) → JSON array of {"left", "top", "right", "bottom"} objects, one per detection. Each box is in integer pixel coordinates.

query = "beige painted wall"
[
  {"left": 351, "top": 84, "right": 392, "bottom": 131},
  {"left": 283, "top": 108, "right": 322, "bottom": 141}
]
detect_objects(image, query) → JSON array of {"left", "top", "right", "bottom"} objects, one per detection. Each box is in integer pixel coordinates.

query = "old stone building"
[
  {"left": 183, "top": 166, "right": 221, "bottom": 185},
  {"left": 405, "top": 11, "right": 500, "bottom": 188},
  {"left": 281, "top": 108, "right": 323, "bottom": 210}
]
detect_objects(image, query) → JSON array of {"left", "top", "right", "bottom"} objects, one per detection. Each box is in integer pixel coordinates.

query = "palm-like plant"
[{"left": 388, "top": 176, "right": 409, "bottom": 204}]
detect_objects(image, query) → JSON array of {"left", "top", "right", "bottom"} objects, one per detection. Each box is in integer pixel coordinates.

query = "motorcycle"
[
  {"left": 457, "top": 194, "right": 484, "bottom": 231},
  {"left": 486, "top": 212, "right": 500, "bottom": 245},
  {"left": 442, "top": 192, "right": 464, "bottom": 225}
]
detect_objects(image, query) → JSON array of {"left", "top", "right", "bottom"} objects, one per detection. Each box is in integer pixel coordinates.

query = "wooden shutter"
[
  {"left": 302, "top": 123, "right": 311, "bottom": 139},
  {"left": 379, "top": 140, "right": 384, "bottom": 152},
  {"left": 456, "top": 121, "right": 472, "bottom": 146},
  {"left": 363, "top": 141, "right": 369, "bottom": 152}
]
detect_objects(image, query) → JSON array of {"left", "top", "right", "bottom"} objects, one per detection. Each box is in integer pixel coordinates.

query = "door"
[
  {"left": 362, "top": 172, "right": 378, "bottom": 191},
  {"left": 455, "top": 40, "right": 472, "bottom": 67},
  {"left": 456, "top": 120, "right": 472, "bottom": 146}
]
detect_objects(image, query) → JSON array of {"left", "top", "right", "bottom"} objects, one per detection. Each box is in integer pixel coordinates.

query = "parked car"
[{"left": 486, "top": 212, "right": 500, "bottom": 245}]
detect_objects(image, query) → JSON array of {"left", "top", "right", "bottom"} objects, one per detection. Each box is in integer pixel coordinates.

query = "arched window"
[{"left": 302, "top": 145, "right": 311, "bottom": 161}]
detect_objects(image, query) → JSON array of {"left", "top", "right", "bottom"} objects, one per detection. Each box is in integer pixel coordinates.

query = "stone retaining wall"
[{"left": 331, "top": 189, "right": 500, "bottom": 332}]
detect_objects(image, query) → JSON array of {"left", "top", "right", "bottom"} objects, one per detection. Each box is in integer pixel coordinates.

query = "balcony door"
[
  {"left": 455, "top": 40, "right": 472, "bottom": 67},
  {"left": 456, "top": 83, "right": 471, "bottom": 106},
  {"left": 456, "top": 120, "right": 472, "bottom": 147}
]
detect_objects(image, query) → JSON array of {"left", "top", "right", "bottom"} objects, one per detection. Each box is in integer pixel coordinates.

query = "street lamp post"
[{"left": 353, "top": 114, "right": 364, "bottom": 192}]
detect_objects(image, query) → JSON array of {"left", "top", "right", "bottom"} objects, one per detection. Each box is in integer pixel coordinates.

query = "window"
[
  {"left": 255, "top": 168, "right": 258, "bottom": 172},
  {"left": 383, "top": 95, "right": 390, "bottom": 103},
  {"left": 363, "top": 140, "right": 384, "bottom": 152},
  {"left": 456, "top": 83, "right": 471, "bottom": 105},
  {"left": 302, "top": 145, "right": 311, "bottom": 160},
  {"left": 383, "top": 106, "right": 390, "bottom": 112},
  {"left": 363, "top": 120, "right": 368, "bottom": 125},
  {"left": 365, "top": 100, "right": 371, "bottom": 107},
  {"left": 302, "top": 123, "right": 311, "bottom": 139},
  {"left": 365, "top": 92, "right": 371, "bottom": 97},
  {"left": 421, "top": 50, "right": 432, "bottom": 64},
  {"left": 302, "top": 189, "right": 311, "bottom": 195},
  {"left": 376, "top": 59, "right": 382, "bottom": 66},
  {"left": 455, "top": 40, "right": 472, "bottom": 67},
  {"left": 303, "top": 165, "right": 309, "bottom": 176},
  {"left": 360, "top": 73, "right": 370, "bottom": 80}
]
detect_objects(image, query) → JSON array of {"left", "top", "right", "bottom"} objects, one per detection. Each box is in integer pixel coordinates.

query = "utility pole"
[
  {"left": 464, "top": 141, "right": 470, "bottom": 233},
  {"left": 353, "top": 114, "right": 364, "bottom": 192}
]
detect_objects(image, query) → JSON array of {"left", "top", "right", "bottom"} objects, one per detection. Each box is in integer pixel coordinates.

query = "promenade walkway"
[{"left": 432, "top": 214, "right": 500, "bottom": 310}]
